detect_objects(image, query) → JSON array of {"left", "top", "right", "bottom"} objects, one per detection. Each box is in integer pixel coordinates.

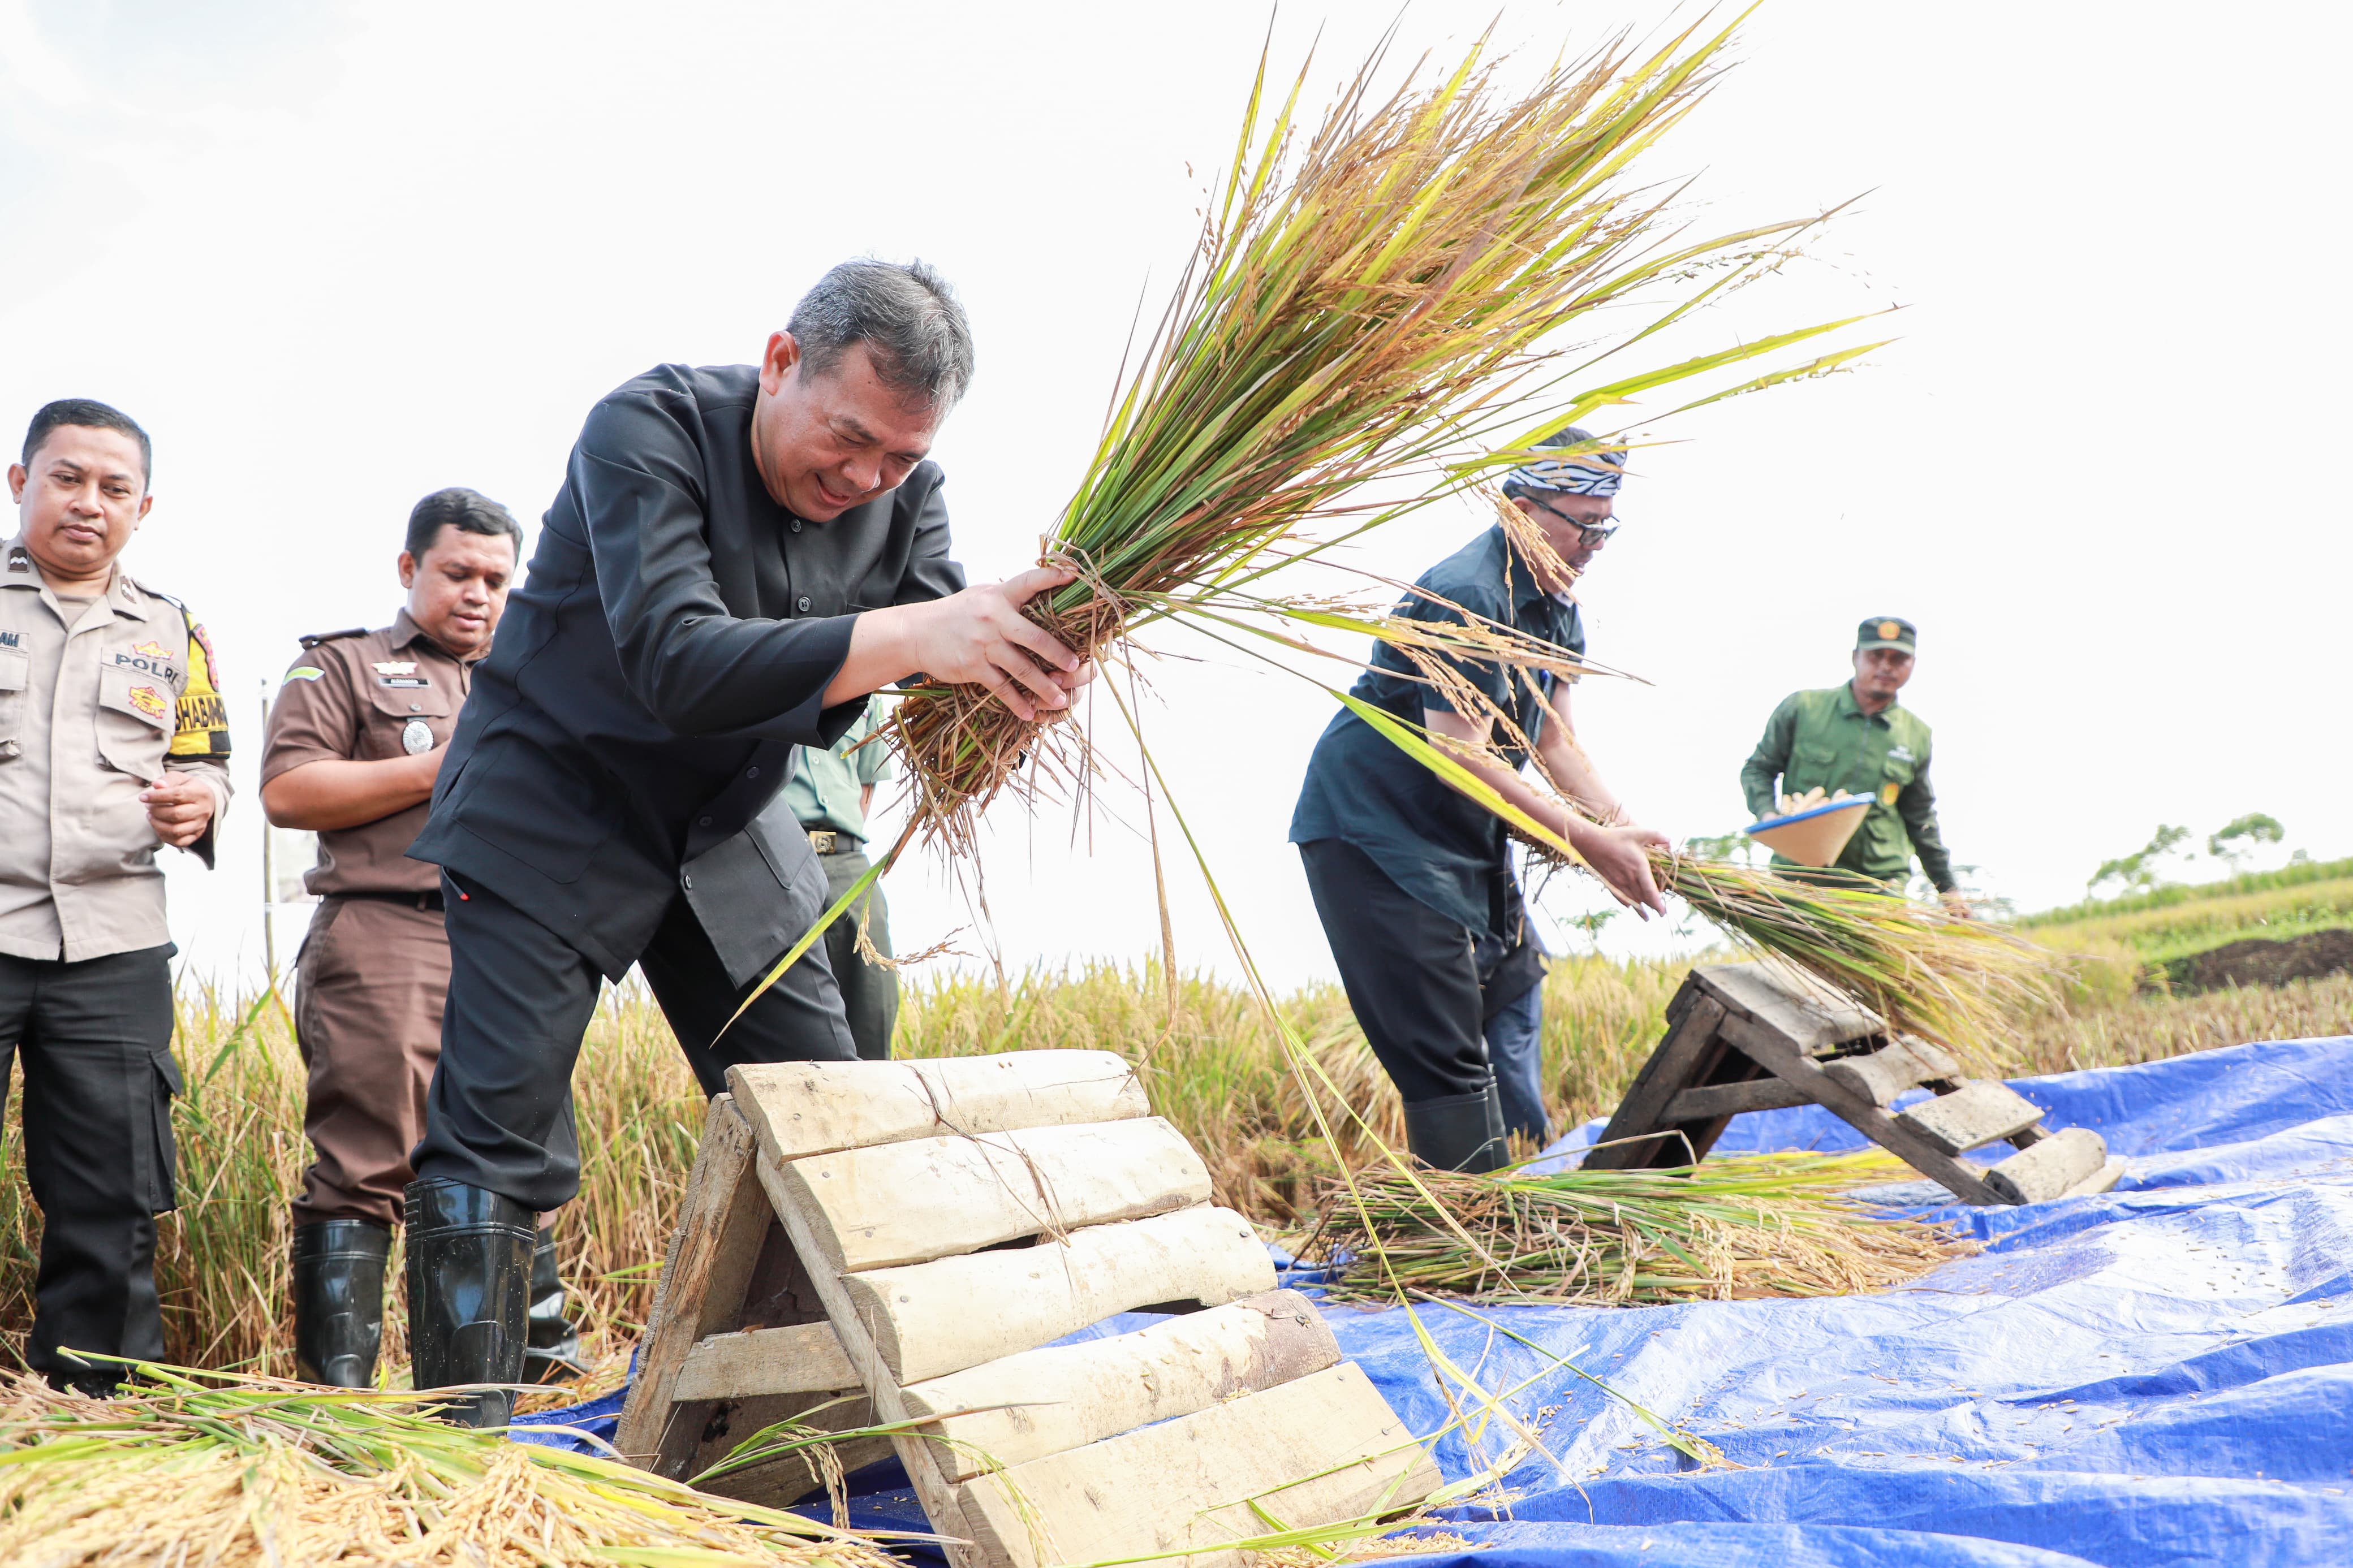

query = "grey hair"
[{"left": 786, "top": 258, "right": 975, "bottom": 410}]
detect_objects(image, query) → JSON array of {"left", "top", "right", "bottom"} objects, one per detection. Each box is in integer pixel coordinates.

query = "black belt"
[{"left": 332, "top": 889, "right": 445, "bottom": 912}]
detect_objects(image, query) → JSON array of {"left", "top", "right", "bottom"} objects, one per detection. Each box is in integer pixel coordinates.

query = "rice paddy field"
[{"left": 2, "top": 876, "right": 2345, "bottom": 1393}]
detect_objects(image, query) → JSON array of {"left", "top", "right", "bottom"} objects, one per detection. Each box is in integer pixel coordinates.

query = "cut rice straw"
[
  {"left": 0, "top": 1362, "right": 907, "bottom": 1568},
  {"left": 1308, "top": 1154, "right": 1974, "bottom": 1306}
]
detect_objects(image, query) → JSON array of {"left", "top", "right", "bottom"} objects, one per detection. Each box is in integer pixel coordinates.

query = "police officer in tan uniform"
[
  {"left": 1, "top": 399, "right": 231, "bottom": 1393},
  {"left": 261, "top": 488, "right": 579, "bottom": 1387}
]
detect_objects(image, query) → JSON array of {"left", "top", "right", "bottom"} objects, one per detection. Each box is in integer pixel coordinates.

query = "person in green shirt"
[
  {"left": 782, "top": 697, "right": 899, "bottom": 1059},
  {"left": 1739, "top": 616, "right": 1968, "bottom": 914}
]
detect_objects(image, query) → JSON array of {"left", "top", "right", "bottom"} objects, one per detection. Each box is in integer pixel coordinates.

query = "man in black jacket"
[{"left": 404, "top": 260, "right": 1087, "bottom": 1424}]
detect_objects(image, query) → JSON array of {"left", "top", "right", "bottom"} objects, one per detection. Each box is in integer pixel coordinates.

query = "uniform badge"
[
  {"left": 132, "top": 640, "right": 169, "bottom": 659},
  {"left": 1880, "top": 781, "right": 1901, "bottom": 806},
  {"left": 373, "top": 661, "right": 418, "bottom": 676},
  {"left": 402, "top": 719, "right": 434, "bottom": 755},
  {"left": 1877, "top": 620, "right": 1903, "bottom": 641},
  {"left": 283, "top": 666, "right": 324, "bottom": 683},
  {"left": 128, "top": 684, "right": 167, "bottom": 720}
]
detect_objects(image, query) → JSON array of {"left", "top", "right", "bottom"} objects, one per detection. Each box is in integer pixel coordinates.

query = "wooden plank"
[
  {"left": 1715, "top": 1011, "right": 2001, "bottom": 1204},
  {"left": 1662, "top": 1077, "right": 1811, "bottom": 1122},
  {"left": 900, "top": 1289, "right": 1339, "bottom": 1481},
  {"left": 754, "top": 1148, "right": 989, "bottom": 1565},
  {"left": 1897, "top": 1080, "right": 2045, "bottom": 1155},
  {"left": 1821, "top": 1035, "right": 1959, "bottom": 1106},
  {"left": 673, "top": 1320, "right": 859, "bottom": 1403},
  {"left": 779, "top": 1116, "right": 1210, "bottom": 1273},
  {"left": 727, "top": 1052, "right": 1147, "bottom": 1165},
  {"left": 1694, "top": 961, "right": 1882, "bottom": 1055},
  {"left": 2064, "top": 1158, "right": 2126, "bottom": 1198},
  {"left": 1583, "top": 992, "right": 1727, "bottom": 1169},
  {"left": 832, "top": 1202, "right": 1279, "bottom": 1385},
  {"left": 951, "top": 1362, "right": 1441, "bottom": 1568},
  {"left": 615, "top": 1095, "right": 782, "bottom": 1475},
  {"left": 1983, "top": 1128, "right": 2109, "bottom": 1205}
]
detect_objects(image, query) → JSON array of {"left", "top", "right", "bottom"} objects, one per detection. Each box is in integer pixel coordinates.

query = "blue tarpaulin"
[{"left": 518, "top": 1034, "right": 2353, "bottom": 1567}]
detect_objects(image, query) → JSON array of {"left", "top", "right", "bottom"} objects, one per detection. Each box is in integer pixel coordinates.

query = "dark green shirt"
[{"left": 1739, "top": 684, "right": 1955, "bottom": 891}]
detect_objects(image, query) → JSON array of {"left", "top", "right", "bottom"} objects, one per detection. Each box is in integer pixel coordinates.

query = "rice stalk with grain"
[
  {"left": 0, "top": 1364, "right": 902, "bottom": 1568},
  {"left": 884, "top": 18, "right": 1877, "bottom": 854},
  {"left": 1308, "top": 1155, "right": 1972, "bottom": 1306}
]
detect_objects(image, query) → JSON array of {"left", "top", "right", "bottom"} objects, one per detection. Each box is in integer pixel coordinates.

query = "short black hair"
[
  {"left": 404, "top": 487, "right": 523, "bottom": 562},
  {"left": 22, "top": 399, "right": 153, "bottom": 489}
]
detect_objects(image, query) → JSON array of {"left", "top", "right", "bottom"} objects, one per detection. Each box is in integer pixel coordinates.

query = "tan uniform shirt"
[
  {"left": 0, "top": 542, "right": 234, "bottom": 962},
  {"left": 260, "top": 611, "right": 479, "bottom": 896}
]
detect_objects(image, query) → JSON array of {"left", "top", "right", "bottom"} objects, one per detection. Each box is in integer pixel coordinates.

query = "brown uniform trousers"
[
  {"left": 263, "top": 612, "right": 476, "bottom": 1229},
  {"left": 290, "top": 894, "right": 449, "bottom": 1227}
]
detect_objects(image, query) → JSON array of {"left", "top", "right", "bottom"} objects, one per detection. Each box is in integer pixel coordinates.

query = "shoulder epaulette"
[{"left": 298, "top": 627, "right": 370, "bottom": 650}]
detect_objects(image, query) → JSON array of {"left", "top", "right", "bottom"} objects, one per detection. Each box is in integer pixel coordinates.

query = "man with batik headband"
[
  {"left": 262, "top": 487, "right": 585, "bottom": 1389},
  {"left": 1741, "top": 617, "right": 1967, "bottom": 912},
  {"left": 0, "top": 399, "right": 231, "bottom": 1394},
  {"left": 1290, "top": 426, "right": 1667, "bottom": 1172}
]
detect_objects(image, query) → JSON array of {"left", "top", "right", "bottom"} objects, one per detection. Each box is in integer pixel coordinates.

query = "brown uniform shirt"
[
  {"left": 0, "top": 541, "right": 234, "bottom": 961},
  {"left": 260, "top": 611, "right": 479, "bottom": 896}
]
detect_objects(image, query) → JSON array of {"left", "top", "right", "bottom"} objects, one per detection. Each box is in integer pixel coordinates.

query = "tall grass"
[{"left": 3, "top": 954, "right": 2343, "bottom": 1383}]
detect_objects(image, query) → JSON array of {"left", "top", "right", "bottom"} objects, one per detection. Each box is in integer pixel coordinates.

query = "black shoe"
[
  {"left": 292, "top": 1219, "right": 391, "bottom": 1387},
  {"left": 403, "top": 1179, "right": 535, "bottom": 1428},
  {"left": 523, "top": 1223, "right": 588, "bottom": 1384},
  {"left": 1403, "top": 1086, "right": 1509, "bottom": 1173}
]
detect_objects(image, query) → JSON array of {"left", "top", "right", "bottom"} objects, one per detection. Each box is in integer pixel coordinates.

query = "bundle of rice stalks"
[
  {"left": 1307, "top": 1155, "right": 1971, "bottom": 1306},
  {"left": 1652, "top": 852, "right": 2058, "bottom": 1064},
  {"left": 0, "top": 1365, "right": 898, "bottom": 1568},
  {"left": 886, "top": 19, "right": 1876, "bottom": 852}
]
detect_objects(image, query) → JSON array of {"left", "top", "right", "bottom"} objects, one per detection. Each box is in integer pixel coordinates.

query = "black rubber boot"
[
  {"left": 292, "top": 1219, "right": 391, "bottom": 1387},
  {"left": 403, "top": 1178, "right": 535, "bottom": 1428},
  {"left": 523, "top": 1222, "right": 588, "bottom": 1385},
  {"left": 1403, "top": 1086, "right": 1509, "bottom": 1173}
]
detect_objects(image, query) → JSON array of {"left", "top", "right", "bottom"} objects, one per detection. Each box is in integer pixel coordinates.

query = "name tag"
[{"left": 379, "top": 676, "right": 431, "bottom": 689}]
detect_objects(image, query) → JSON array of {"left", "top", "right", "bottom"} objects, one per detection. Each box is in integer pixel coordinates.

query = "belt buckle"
[{"left": 808, "top": 830, "right": 836, "bottom": 854}]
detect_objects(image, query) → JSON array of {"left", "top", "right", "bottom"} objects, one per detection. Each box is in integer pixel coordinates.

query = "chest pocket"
[
  {"left": 0, "top": 648, "right": 26, "bottom": 756},
  {"left": 361, "top": 669, "right": 456, "bottom": 759},
  {"left": 97, "top": 664, "right": 174, "bottom": 779}
]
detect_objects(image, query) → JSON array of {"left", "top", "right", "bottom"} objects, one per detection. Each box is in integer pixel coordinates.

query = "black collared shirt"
[
  {"left": 1289, "top": 524, "right": 1583, "bottom": 938},
  {"left": 410, "top": 362, "right": 965, "bottom": 976}
]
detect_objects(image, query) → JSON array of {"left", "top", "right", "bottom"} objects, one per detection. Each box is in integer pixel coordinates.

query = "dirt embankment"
[{"left": 2160, "top": 929, "right": 2353, "bottom": 993}]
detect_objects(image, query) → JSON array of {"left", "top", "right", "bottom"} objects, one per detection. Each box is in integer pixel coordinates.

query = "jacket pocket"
[
  {"left": 0, "top": 647, "right": 25, "bottom": 761},
  {"left": 96, "top": 665, "right": 173, "bottom": 780}
]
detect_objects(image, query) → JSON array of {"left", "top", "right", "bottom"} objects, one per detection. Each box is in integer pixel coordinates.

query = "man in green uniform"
[
  {"left": 781, "top": 696, "right": 897, "bottom": 1060},
  {"left": 1739, "top": 617, "right": 1968, "bottom": 913}
]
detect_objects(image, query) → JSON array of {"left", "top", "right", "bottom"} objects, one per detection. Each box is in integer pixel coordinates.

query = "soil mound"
[{"left": 2167, "top": 928, "right": 2353, "bottom": 992}]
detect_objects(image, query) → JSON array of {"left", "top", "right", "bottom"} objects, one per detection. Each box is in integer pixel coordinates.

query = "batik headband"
[{"left": 1506, "top": 439, "right": 1624, "bottom": 497}]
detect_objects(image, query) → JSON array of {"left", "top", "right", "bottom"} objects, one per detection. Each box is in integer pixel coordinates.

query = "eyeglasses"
[{"left": 1529, "top": 495, "right": 1620, "bottom": 547}]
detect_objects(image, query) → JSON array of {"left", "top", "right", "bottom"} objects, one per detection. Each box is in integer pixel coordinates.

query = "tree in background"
[
  {"left": 2089, "top": 814, "right": 2297, "bottom": 897},
  {"left": 2208, "top": 813, "right": 2286, "bottom": 870},
  {"left": 2088, "top": 825, "right": 2195, "bottom": 896}
]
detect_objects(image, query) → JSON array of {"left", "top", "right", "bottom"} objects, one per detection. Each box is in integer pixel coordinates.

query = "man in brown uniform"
[
  {"left": 2, "top": 399, "right": 231, "bottom": 1393},
  {"left": 261, "top": 487, "right": 578, "bottom": 1387}
]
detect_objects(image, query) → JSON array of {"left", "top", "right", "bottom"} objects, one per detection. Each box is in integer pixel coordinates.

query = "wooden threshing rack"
[
  {"left": 1585, "top": 961, "right": 2121, "bottom": 1204},
  {"left": 615, "top": 1051, "right": 1440, "bottom": 1568}
]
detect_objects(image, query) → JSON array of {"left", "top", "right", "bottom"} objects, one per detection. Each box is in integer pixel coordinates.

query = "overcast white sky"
[{"left": 5, "top": 0, "right": 2347, "bottom": 993}]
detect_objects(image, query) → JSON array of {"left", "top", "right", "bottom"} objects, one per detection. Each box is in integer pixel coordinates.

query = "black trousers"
[
  {"left": 412, "top": 872, "right": 856, "bottom": 1213},
  {"left": 0, "top": 945, "right": 178, "bottom": 1386},
  {"left": 1300, "top": 838, "right": 1524, "bottom": 1105}
]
